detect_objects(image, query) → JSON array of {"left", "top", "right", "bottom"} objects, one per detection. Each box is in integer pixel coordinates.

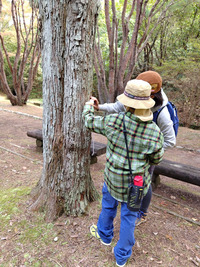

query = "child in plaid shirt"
[
  {"left": 82, "top": 79, "right": 164, "bottom": 266},
  {"left": 91, "top": 70, "right": 175, "bottom": 226}
]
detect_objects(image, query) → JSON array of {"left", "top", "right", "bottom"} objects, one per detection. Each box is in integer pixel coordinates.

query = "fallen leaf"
[
  {"left": 166, "top": 235, "right": 173, "bottom": 240},
  {"left": 160, "top": 201, "right": 168, "bottom": 207},
  {"left": 136, "top": 241, "right": 140, "bottom": 248},
  {"left": 186, "top": 244, "right": 190, "bottom": 250},
  {"left": 54, "top": 223, "right": 66, "bottom": 226},
  {"left": 71, "top": 235, "right": 79, "bottom": 238}
]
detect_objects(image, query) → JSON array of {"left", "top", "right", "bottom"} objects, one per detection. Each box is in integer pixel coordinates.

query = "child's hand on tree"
[
  {"left": 85, "top": 99, "right": 95, "bottom": 106},
  {"left": 90, "top": 96, "right": 99, "bottom": 110}
]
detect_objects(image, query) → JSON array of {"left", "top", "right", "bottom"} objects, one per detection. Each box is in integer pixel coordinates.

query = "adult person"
[
  {"left": 91, "top": 71, "right": 176, "bottom": 225},
  {"left": 82, "top": 79, "right": 164, "bottom": 266}
]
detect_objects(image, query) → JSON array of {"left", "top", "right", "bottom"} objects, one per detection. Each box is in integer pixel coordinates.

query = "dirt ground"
[{"left": 0, "top": 94, "right": 200, "bottom": 267}]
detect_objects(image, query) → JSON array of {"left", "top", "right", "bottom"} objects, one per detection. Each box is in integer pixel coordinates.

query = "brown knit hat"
[{"left": 136, "top": 71, "right": 162, "bottom": 92}]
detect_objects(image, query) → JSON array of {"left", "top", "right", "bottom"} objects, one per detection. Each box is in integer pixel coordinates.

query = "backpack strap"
[{"left": 153, "top": 105, "right": 165, "bottom": 124}]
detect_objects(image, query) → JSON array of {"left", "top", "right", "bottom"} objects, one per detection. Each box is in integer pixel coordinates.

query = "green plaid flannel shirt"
[{"left": 82, "top": 104, "right": 164, "bottom": 202}]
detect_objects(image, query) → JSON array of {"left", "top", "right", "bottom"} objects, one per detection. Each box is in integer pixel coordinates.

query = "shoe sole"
[
  {"left": 116, "top": 261, "right": 126, "bottom": 266},
  {"left": 101, "top": 240, "right": 111, "bottom": 246},
  {"left": 116, "top": 263, "right": 126, "bottom": 267}
]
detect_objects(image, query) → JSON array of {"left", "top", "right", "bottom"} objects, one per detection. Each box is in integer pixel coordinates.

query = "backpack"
[{"left": 153, "top": 101, "right": 179, "bottom": 136}]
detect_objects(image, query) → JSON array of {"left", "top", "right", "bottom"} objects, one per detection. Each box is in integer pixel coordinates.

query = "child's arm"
[
  {"left": 148, "top": 133, "right": 164, "bottom": 165},
  {"left": 99, "top": 101, "right": 125, "bottom": 114},
  {"left": 148, "top": 147, "right": 164, "bottom": 165},
  {"left": 82, "top": 101, "right": 106, "bottom": 136},
  {"left": 90, "top": 96, "right": 125, "bottom": 114}
]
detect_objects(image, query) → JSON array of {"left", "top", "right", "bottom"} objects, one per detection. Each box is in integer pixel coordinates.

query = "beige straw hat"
[{"left": 117, "top": 79, "right": 155, "bottom": 121}]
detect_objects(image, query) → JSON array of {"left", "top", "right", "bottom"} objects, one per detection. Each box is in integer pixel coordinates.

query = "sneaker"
[
  {"left": 135, "top": 211, "right": 147, "bottom": 226},
  {"left": 90, "top": 224, "right": 111, "bottom": 246},
  {"left": 116, "top": 262, "right": 126, "bottom": 267}
]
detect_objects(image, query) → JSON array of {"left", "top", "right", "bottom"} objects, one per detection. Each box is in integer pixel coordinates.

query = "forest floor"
[{"left": 0, "top": 94, "right": 200, "bottom": 267}]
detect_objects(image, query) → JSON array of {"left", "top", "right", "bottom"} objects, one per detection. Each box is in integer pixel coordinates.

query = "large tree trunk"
[{"left": 30, "top": 0, "right": 100, "bottom": 221}]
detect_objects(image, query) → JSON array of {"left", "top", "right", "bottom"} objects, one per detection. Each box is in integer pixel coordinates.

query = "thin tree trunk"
[{"left": 0, "top": 0, "right": 2, "bottom": 14}]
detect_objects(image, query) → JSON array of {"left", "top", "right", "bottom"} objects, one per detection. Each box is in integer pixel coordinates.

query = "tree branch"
[
  {"left": 11, "top": 0, "right": 21, "bottom": 96},
  {"left": 0, "top": 0, "right": 2, "bottom": 14},
  {"left": 138, "top": 0, "right": 176, "bottom": 56},
  {"left": 121, "top": 0, "right": 143, "bottom": 88},
  {"left": 0, "top": 34, "right": 13, "bottom": 73},
  {"left": 94, "top": 39, "right": 108, "bottom": 102}
]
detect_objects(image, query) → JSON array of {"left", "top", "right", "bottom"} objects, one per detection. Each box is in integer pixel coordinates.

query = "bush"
[{"left": 155, "top": 60, "right": 200, "bottom": 129}]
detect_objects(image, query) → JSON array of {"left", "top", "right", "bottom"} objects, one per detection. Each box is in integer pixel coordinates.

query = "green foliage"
[
  {"left": 0, "top": 186, "right": 59, "bottom": 266},
  {"left": 153, "top": 0, "right": 200, "bottom": 63},
  {"left": 155, "top": 56, "right": 200, "bottom": 128},
  {"left": 29, "top": 64, "right": 43, "bottom": 99},
  {"left": 1, "top": 32, "right": 17, "bottom": 90},
  {"left": 0, "top": 187, "right": 31, "bottom": 231},
  {"left": 0, "top": 0, "right": 41, "bottom": 104},
  {"left": 1, "top": 31, "right": 42, "bottom": 98}
]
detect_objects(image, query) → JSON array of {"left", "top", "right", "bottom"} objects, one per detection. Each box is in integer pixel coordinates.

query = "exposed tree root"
[{"left": 152, "top": 204, "right": 200, "bottom": 226}]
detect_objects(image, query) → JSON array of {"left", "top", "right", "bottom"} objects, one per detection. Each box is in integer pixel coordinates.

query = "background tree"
[
  {"left": 151, "top": 0, "right": 200, "bottom": 128},
  {"left": 145, "top": 0, "right": 200, "bottom": 66},
  {"left": 158, "top": 61, "right": 200, "bottom": 128},
  {"left": 0, "top": 0, "right": 40, "bottom": 106},
  {"left": 94, "top": 0, "right": 179, "bottom": 103},
  {"left": 30, "top": 0, "right": 101, "bottom": 221}
]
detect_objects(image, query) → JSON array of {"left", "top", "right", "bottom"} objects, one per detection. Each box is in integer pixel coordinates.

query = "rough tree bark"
[
  {"left": 30, "top": 0, "right": 101, "bottom": 221},
  {"left": 95, "top": 0, "right": 177, "bottom": 103}
]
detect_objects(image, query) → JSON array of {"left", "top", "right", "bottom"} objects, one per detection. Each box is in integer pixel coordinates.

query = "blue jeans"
[
  {"left": 140, "top": 184, "right": 152, "bottom": 213},
  {"left": 97, "top": 183, "right": 138, "bottom": 265},
  {"left": 140, "top": 165, "right": 155, "bottom": 213}
]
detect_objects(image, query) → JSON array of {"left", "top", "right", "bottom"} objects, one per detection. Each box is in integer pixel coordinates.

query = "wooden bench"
[
  {"left": 27, "top": 129, "right": 106, "bottom": 164},
  {"left": 27, "top": 130, "right": 200, "bottom": 185},
  {"left": 152, "top": 159, "right": 200, "bottom": 187}
]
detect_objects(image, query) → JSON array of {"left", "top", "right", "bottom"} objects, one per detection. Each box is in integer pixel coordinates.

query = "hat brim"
[{"left": 117, "top": 93, "right": 155, "bottom": 109}]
